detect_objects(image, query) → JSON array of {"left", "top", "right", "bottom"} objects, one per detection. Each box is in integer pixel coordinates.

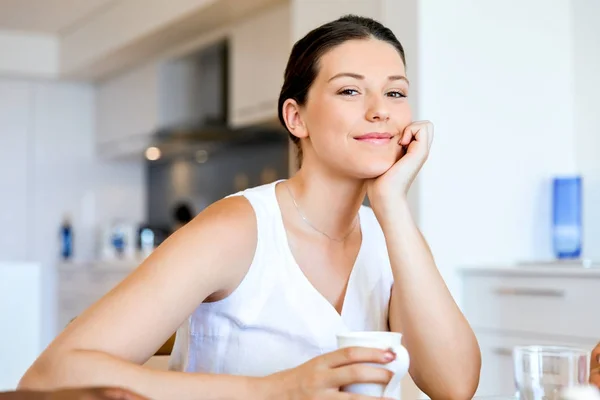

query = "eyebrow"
[{"left": 327, "top": 72, "right": 410, "bottom": 85}]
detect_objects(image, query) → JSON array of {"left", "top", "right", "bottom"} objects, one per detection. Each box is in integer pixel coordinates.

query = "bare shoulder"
[
  {"left": 186, "top": 194, "right": 258, "bottom": 298},
  {"left": 187, "top": 194, "right": 257, "bottom": 238},
  {"left": 201, "top": 194, "right": 255, "bottom": 219},
  {"left": 160, "top": 194, "right": 258, "bottom": 290}
]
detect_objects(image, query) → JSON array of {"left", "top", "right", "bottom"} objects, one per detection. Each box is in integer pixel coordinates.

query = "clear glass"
[{"left": 513, "top": 346, "right": 589, "bottom": 400}]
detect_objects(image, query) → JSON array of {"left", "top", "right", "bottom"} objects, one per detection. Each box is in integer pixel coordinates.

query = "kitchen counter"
[
  {"left": 57, "top": 258, "right": 144, "bottom": 272},
  {"left": 461, "top": 261, "right": 599, "bottom": 396},
  {"left": 460, "top": 261, "right": 600, "bottom": 278}
]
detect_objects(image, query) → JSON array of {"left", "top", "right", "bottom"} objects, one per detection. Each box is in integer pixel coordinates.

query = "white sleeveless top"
[{"left": 168, "top": 180, "right": 395, "bottom": 376}]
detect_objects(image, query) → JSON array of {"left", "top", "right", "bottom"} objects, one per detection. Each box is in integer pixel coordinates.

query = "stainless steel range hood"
[
  {"left": 96, "top": 38, "right": 287, "bottom": 161},
  {"left": 151, "top": 39, "right": 287, "bottom": 157}
]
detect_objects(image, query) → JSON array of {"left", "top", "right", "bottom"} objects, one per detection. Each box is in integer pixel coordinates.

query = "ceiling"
[{"left": 0, "top": 0, "right": 120, "bottom": 35}]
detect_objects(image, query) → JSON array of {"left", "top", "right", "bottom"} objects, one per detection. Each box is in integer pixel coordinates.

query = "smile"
[{"left": 353, "top": 132, "right": 394, "bottom": 145}]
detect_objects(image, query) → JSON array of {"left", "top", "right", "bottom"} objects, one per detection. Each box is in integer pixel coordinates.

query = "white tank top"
[{"left": 168, "top": 180, "right": 395, "bottom": 376}]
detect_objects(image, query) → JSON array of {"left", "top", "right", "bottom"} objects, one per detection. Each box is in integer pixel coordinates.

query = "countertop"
[
  {"left": 460, "top": 260, "right": 600, "bottom": 278},
  {"left": 56, "top": 258, "right": 143, "bottom": 272}
]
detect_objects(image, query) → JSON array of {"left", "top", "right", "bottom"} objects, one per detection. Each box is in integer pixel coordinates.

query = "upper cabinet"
[
  {"left": 229, "top": 3, "right": 291, "bottom": 128},
  {"left": 95, "top": 62, "right": 159, "bottom": 159}
]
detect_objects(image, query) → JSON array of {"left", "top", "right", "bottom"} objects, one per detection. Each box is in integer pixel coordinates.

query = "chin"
[{"left": 349, "top": 158, "right": 396, "bottom": 179}]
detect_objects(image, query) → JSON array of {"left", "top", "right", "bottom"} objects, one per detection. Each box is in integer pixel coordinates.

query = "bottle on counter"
[{"left": 60, "top": 214, "right": 73, "bottom": 261}]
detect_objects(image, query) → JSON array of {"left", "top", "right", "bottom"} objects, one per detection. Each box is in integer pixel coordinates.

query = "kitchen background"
[{"left": 0, "top": 0, "right": 599, "bottom": 398}]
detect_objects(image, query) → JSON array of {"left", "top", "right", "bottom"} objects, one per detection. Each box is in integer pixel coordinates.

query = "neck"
[{"left": 285, "top": 162, "right": 366, "bottom": 240}]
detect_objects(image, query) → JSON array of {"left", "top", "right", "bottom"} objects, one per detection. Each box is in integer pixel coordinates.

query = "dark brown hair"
[{"left": 277, "top": 15, "right": 406, "bottom": 166}]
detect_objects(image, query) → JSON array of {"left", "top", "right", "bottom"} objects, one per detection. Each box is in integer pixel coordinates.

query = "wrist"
[
  {"left": 253, "top": 374, "right": 285, "bottom": 400},
  {"left": 371, "top": 197, "right": 412, "bottom": 226}
]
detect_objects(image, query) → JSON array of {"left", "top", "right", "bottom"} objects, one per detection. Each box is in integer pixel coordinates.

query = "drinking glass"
[{"left": 513, "top": 346, "right": 589, "bottom": 400}]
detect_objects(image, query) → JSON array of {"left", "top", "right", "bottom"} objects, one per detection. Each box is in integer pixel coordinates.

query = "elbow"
[
  {"left": 18, "top": 364, "right": 51, "bottom": 391},
  {"left": 447, "top": 354, "right": 482, "bottom": 400},
  {"left": 419, "top": 369, "right": 480, "bottom": 400},
  {"left": 18, "top": 353, "right": 65, "bottom": 391},
  {"left": 429, "top": 352, "right": 482, "bottom": 400},
  {"left": 444, "top": 377, "right": 480, "bottom": 400}
]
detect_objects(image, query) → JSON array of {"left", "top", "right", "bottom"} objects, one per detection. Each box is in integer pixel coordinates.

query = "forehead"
[{"left": 316, "top": 38, "right": 406, "bottom": 79}]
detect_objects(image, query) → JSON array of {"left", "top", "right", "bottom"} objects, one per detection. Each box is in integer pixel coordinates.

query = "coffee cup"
[{"left": 336, "top": 331, "right": 410, "bottom": 399}]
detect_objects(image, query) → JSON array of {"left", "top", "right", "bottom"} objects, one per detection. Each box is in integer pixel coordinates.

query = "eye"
[
  {"left": 387, "top": 90, "right": 407, "bottom": 98},
  {"left": 338, "top": 88, "right": 360, "bottom": 96}
]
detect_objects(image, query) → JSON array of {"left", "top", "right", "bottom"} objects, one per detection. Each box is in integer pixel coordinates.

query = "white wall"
[
  {"left": 416, "top": 0, "right": 577, "bottom": 299},
  {"left": 572, "top": 0, "right": 600, "bottom": 262},
  {"left": 0, "top": 81, "right": 30, "bottom": 261},
  {"left": 0, "top": 78, "right": 146, "bottom": 347}
]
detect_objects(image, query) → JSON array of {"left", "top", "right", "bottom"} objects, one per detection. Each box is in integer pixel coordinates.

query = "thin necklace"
[{"left": 284, "top": 183, "right": 359, "bottom": 242}]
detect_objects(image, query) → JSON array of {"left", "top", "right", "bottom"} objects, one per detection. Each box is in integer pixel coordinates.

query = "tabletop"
[{"left": 0, "top": 388, "right": 147, "bottom": 400}]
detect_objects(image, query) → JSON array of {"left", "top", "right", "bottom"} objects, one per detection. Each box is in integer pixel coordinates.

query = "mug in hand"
[{"left": 336, "top": 331, "right": 410, "bottom": 399}]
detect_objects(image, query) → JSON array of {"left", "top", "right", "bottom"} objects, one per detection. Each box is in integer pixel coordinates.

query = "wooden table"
[{"left": 0, "top": 388, "right": 147, "bottom": 400}]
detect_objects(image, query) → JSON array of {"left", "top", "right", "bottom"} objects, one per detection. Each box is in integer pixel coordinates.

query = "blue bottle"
[
  {"left": 60, "top": 215, "right": 73, "bottom": 260},
  {"left": 552, "top": 176, "right": 582, "bottom": 259}
]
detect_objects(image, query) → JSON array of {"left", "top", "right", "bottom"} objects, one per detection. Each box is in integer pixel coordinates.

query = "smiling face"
[{"left": 283, "top": 38, "right": 412, "bottom": 179}]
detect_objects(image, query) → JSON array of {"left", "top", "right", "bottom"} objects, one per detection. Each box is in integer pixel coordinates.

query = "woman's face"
[{"left": 298, "top": 38, "right": 412, "bottom": 178}]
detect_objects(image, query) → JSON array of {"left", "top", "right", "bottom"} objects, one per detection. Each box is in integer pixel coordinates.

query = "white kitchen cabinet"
[
  {"left": 0, "top": 81, "right": 30, "bottom": 261},
  {"left": 461, "top": 266, "right": 600, "bottom": 397},
  {"left": 0, "top": 262, "right": 43, "bottom": 391},
  {"left": 228, "top": 3, "right": 291, "bottom": 127},
  {"left": 95, "top": 62, "right": 159, "bottom": 158}
]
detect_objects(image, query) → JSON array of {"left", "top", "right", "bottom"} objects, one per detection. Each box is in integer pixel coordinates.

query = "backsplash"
[{"left": 147, "top": 140, "right": 289, "bottom": 231}]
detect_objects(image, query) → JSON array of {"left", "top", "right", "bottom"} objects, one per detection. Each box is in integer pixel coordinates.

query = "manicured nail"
[{"left": 384, "top": 350, "right": 396, "bottom": 361}]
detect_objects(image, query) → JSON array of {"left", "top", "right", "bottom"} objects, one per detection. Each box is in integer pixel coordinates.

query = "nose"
[{"left": 365, "top": 94, "right": 390, "bottom": 122}]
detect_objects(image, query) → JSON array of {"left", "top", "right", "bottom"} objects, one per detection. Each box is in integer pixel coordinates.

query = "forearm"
[
  {"left": 379, "top": 202, "right": 481, "bottom": 400},
  {"left": 19, "top": 350, "right": 260, "bottom": 400}
]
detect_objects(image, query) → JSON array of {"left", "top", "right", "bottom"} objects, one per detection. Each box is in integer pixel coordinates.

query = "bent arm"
[
  {"left": 19, "top": 197, "right": 261, "bottom": 400},
  {"left": 379, "top": 202, "right": 481, "bottom": 400}
]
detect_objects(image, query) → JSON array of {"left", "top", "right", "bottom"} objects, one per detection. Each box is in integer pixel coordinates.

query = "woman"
[{"left": 19, "top": 15, "right": 481, "bottom": 400}]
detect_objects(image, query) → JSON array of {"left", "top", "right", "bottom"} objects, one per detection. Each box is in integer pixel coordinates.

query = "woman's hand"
[
  {"left": 591, "top": 342, "right": 600, "bottom": 388},
  {"left": 260, "top": 347, "right": 396, "bottom": 400},
  {"left": 367, "top": 121, "right": 434, "bottom": 218}
]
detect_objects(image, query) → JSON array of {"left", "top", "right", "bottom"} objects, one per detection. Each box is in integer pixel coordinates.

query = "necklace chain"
[{"left": 285, "top": 183, "right": 358, "bottom": 242}]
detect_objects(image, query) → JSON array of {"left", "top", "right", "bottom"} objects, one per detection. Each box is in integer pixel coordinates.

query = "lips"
[{"left": 354, "top": 132, "right": 394, "bottom": 145}]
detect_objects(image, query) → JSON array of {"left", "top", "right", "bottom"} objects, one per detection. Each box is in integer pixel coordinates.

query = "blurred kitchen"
[{"left": 0, "top": 0, "right": 599, "bottom": 398}]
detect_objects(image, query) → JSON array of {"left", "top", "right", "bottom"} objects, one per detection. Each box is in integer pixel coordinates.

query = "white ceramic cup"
[{"left": 336, "top": 331, "right": 410, "bottom": 399}]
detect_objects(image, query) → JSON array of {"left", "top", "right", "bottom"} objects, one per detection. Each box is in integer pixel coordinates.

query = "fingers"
[
  {"left": 400, "top": 125, "right": 415, "bottom": 146},
  {"left": 326, "top": 364, "right": 394, "bottom": 388},
  {"left": 591, "top": 368, "right": 600, "bottom": 389},
  {"left": 591, "top": 342, "right": 600, "bottom": 369},
  {"left": 400, "top": 121, "right": 434, "bottom": 150},
  {"left": 321, "top": 346, "right": 395, "bottom": 368}
]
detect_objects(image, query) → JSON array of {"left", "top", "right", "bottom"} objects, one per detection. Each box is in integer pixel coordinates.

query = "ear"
[{"left": 281, "top": 99, "right": 308, "bottom": 140}]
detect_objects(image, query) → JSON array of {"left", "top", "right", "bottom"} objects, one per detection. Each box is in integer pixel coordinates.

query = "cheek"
[
  {"left": 306, "top": 98, "right": 357, "bottom": 140},
  {"left": 391, "top": 104, "right": 413, "bottom": 135},
  {"left": 395, "top": 103, "right": 413, "bottom": 124}
]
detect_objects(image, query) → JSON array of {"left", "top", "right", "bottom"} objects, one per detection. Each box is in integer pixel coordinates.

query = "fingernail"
[
  {"left": 384, "top": 350, "right": 396, "bottom": 361},
  {"left": 596, "top": 353, "right": 600, "bottom": 363}
]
